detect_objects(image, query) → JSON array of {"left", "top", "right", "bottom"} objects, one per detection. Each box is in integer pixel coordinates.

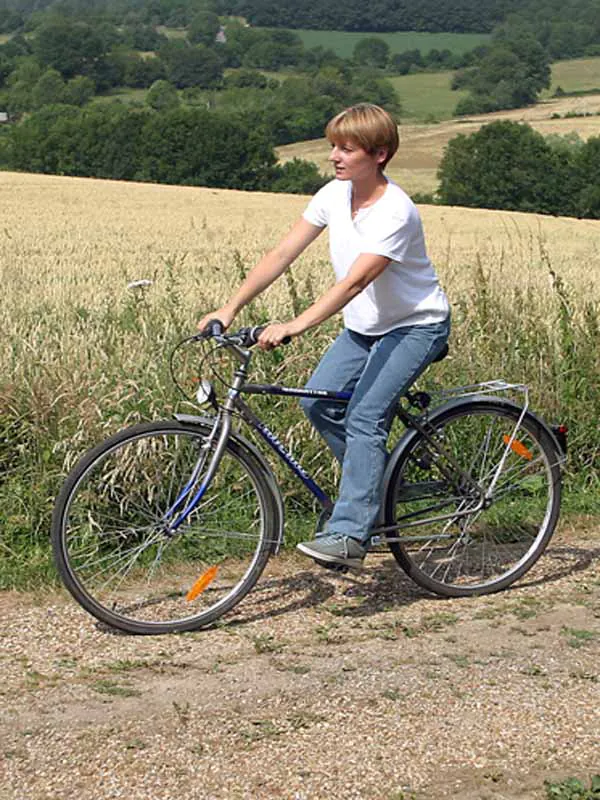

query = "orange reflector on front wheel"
[
  {"left": 503, "top": 435, "right": 533, "bottom": 460},
  {"left": 186, "top": 565, "right": 219, "bottom": 601}
]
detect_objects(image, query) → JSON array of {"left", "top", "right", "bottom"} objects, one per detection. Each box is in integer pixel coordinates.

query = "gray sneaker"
[{"left": 297, "top": 534, "right": 368, "bottom": 569}]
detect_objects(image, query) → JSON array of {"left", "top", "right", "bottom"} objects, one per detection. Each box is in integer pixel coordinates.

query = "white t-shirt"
[{"left": 303, "top": 178, "right": 449, "bottom": 335}]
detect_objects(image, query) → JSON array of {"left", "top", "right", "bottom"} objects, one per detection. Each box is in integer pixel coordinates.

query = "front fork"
[{"left": 164, "top": 358, "right": 250, "bottom": 533}]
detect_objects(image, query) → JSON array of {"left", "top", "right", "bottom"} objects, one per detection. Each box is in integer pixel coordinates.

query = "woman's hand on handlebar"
[
  {"left": 197, "top": 307, "right": 235, "bottom": 336},
  {"left": 257, "top": 322, "right": 296, "bottom": 351}
]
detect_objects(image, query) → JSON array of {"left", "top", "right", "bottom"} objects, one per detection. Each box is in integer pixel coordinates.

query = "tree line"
[
  {"left": 0, "top": 54, "right": 400, "bottom": 192},
  {"left": 220, "top": 0, "right": 518, "bottom": 34},
  {"left": 222, "top": 0, "right": 600, "bottom": 51},
  {"left": 0, "top": 0, "right": 519, "bottom": 34},
  {"left": 0, "top": 101, "right": 327, "bottom": 192}
]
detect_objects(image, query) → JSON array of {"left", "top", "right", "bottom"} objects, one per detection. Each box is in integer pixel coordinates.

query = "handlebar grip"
[
  {"left": 249, "top": 325, "right": 291, "bottom": 346},
  {"left": 203, "top": 318, "right": 224, "bottom": 337}
]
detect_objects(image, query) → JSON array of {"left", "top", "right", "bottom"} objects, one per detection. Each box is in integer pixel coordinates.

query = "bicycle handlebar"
[{"left": 197, "top": 320, "right": 291, "bottom": 348}]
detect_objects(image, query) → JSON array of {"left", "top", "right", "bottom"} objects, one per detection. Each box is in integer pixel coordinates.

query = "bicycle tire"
[
  {"left": 52, "top": 420, "right": 278, "bottom": 634},
  {"left": 383, "top": 398, "right": 562, "bottom": 597}
]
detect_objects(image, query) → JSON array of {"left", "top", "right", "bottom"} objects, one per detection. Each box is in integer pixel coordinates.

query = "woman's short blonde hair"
[{"left": 325, "top": 103, "right": 399, "bottom": 168}]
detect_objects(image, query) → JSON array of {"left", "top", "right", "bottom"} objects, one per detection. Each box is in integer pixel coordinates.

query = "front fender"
[{"left": 174, "top": 413, "right": 285, "bottom": 554}]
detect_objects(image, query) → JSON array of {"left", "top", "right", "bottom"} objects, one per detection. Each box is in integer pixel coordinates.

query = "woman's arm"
[
  {"left": 197, "top": 218, "right": 323, "bottom": 332},
  {"left": 257, "top": 252, "right": 390, "bottom": 349}
]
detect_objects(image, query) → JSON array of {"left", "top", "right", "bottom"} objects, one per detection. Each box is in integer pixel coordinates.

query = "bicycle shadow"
[
  {"left": 94, "top": 541, "right": 599, "bottom": 636},
  {"left": 515, "top": 542, "right": 600, "bottom": 591},
  {"left": 217, "top": 560, "right": 428, "bottom": 629},
  {"left": 222, "top": 539, "right": 600, "bottom": 627},
  {"left": 330, "top": 541, "right": 600, "bottom": 619}
]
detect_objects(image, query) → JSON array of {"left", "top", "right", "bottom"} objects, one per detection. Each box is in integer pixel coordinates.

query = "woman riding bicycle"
[{"left": 198, "top": 103, "right": 450, "bottom": 569}]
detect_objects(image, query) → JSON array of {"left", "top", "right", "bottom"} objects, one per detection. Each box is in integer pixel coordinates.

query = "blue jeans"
[{"left": 300, "top": 317, "right": 450, "bottom": 543}]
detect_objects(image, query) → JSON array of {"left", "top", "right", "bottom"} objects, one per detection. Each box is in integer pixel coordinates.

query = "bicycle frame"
[{"left": 164, "top": 339, "right": 501, "bottom": 538}]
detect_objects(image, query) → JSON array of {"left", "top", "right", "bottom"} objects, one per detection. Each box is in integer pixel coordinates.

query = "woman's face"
[{"left": 328, "top": 139, "right": 386, "bottom": 182}]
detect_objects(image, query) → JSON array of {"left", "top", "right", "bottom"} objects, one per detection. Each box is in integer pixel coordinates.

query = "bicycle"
[{"left": 52, "top": 322, "right": 567, "bottom": 634}]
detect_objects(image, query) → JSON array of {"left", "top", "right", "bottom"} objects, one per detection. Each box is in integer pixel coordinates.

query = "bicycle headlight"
[{"left": 196, "top": 378, "right": 215, "bottom": 407}]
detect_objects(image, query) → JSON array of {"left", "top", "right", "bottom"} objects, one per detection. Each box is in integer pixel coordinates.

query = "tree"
[
  {"left": 188, "top": 12, "right": 220, "bottom": 47},
  {"left": 270, "top": 158, "right": 327, "bottom": 194},
  {"left": 124, "top": 55, "right": 166, "bottom": 89},
  {"left": 147, "top": 79, "right": 180, "bottom": 111},
  {"left": 349, "top": 71, "right": 401, "bottom": 115},
  {"left": 390, "top": 49, "right": 423, "bottom": 74},
  {"left": 242, "top": 31, "right": 303, "bottom": 70},
  {"left": 5, "top": 103, "right": 80, "bottom": 173},
  {"left": 163, "top": 43, "right": 223, "bottom": 89},
  {"left": 64, "top": 75, "right": 95, "bottom": 106},
  {"left": 437, "top": 121, "right": 565, "bottom": 214},
  {"left": 123, "top": 24, "right": 168, "bottom": 51},
  {"left": 0, "top": 9, "right": 23, "bottom": 34},
  {"left": 223, "top": 68, "right": 268, "bottom": 89},
  {"left": 353, "top": 37, "right": 390, "bottom": 68},
  {"left": 33, "top": 18, "right": 106, "bottom": 79},
  {"left": 138, "top": 107, "right": 277, "bottom": 189},
  {"left": 4, "top": 56, "right": 42, "bottom": 112},
  {"left": 575, "top": 136, "right": 600, "bottom": 218},
  {"left": 31, "top": 68, "right": 65, "bottom": 108}
]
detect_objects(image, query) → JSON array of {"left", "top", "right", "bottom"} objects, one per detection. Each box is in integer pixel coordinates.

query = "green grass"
[
  {"left": 544, "top": 57, "right": 600, "bottom": 96},
  {"left": 91, "top": 88, "right": 148, "bottom": 106},
  {"left": 273, "top": 29, "right": 490, "bottom": 59},
  {"left": 545, "top": 775, "right": 600, "bottom": 800},
  {"left": 157, "top": 26, "right": 189, "bottom": 40},
  {"left": 388, "top": 70, "right": 468, "bottom": 120},
  {"left": 91, "top": 679, "right": 142, "bottom": 697}
]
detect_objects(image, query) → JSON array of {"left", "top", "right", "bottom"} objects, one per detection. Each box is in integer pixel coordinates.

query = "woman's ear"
[{"left": 376, "top": 147, "right": 388, "bottom": 166}]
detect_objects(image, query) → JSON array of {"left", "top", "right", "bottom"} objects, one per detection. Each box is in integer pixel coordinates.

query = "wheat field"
[{"left": 1, "top": 170, "right": 599, "bottom": 583}]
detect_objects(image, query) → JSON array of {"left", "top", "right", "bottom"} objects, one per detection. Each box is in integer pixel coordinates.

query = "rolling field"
[
  {"left": 390, "top": 57, "right": 600, "bottom": 122},
  {"left": 388, "top": 70, "right": 469, "bottom": 121},
  {"left": 279, "top": 92, "right": 600, "bottom": 195},
  {"left": 545, "top": 57, "right": 600, "bottom": 95}
]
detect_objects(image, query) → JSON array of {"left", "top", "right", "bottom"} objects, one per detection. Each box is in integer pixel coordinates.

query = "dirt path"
[{"left": 1, "top": 523, "right": 599, "bottom": 800}]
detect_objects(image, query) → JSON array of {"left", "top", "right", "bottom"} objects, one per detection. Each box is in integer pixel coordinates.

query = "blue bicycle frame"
[
  {"left": 165, "top": 375, "right": 353, "bottom": 532},
  {"left": 236, "top": 383, "right": 352, "bottom": 509}
]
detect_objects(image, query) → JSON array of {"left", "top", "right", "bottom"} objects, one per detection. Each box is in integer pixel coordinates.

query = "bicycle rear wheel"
[
  {"left": 52, "top": 420, "right": 278, "bottom": 633},
  {"left": 384, "top": 399, "right": 562, "bottom": 597}
]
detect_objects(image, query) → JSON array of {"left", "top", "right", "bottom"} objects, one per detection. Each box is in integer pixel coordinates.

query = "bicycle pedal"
[{"left": 313, "top": 558, "right": 349, "bottom": 574}]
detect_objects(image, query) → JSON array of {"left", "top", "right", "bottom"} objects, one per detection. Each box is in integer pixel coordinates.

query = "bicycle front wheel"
[
  {"left": 384, "top": 399, "right": 562, "bottom": 597},
  {"left": 52, "top": 421, "right": 278, "bottom": 634}
]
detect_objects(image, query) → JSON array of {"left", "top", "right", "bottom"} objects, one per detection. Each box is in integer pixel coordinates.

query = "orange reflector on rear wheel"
[
  {"left": 186, "top": 565, "right": 219, "bottom": 601},
  {"left": 503, "top": 435, "right": 533, "bottom": 460}
]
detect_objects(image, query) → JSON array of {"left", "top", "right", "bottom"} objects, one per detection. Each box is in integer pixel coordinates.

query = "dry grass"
[
  {"left": 3, "top": 170, "right": 599, "bottom": 303},
  {"left": 2, "top": 170, "right": 599, "bottom": 419},
  {"left": 2, "top": 171, "right": 598, "bottom": 334}
]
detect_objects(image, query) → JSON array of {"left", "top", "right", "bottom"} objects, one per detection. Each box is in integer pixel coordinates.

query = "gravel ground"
[{"left": 1, "top": 522, "right": 599, "bottom": 800}]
